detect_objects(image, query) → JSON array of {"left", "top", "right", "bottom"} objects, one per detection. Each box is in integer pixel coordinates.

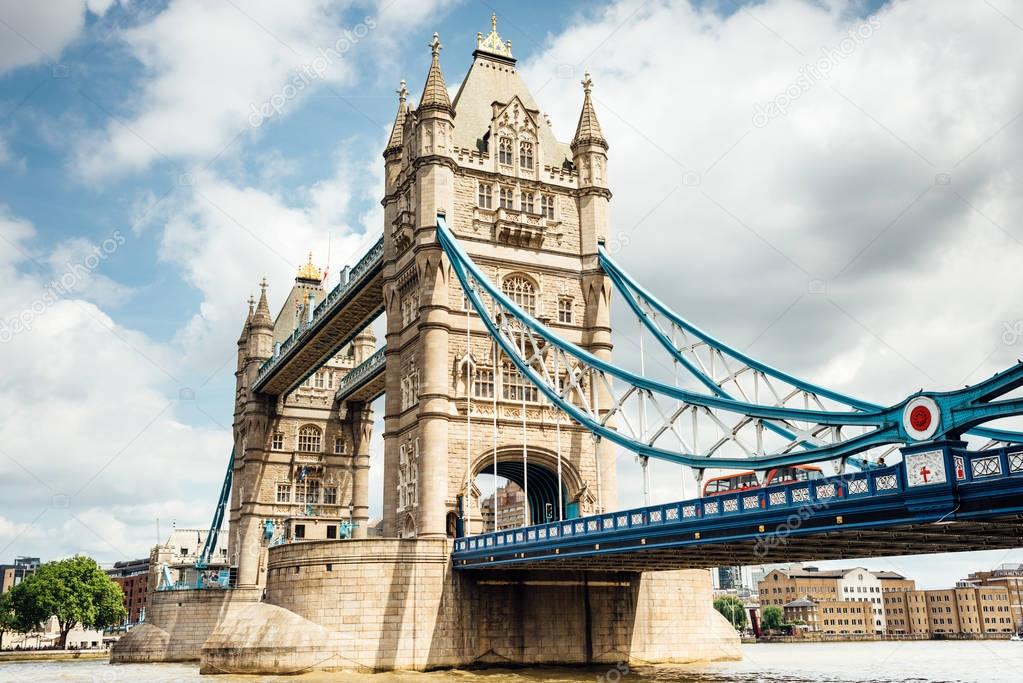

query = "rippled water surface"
[{"left": 2, "top": 642, "right": 1022, "bottom": 682}]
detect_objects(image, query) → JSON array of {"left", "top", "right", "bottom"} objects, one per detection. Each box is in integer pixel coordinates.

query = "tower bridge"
[{"left": 114, "top": 15, "right": 1023, "bottom": 676}]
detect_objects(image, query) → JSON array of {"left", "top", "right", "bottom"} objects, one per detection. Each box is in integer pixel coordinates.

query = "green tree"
[
  {"left": 761, "top": 605, "right": 784, "bottom": 632},
  {"left": 0, "top": 593, "right": 20, "bottom": 650},
  {"left": 8, "top": 556, "right": 127, "bottom": 648},
  {"left": 713, "top": 596, "right": 748, "bottom": 631}
]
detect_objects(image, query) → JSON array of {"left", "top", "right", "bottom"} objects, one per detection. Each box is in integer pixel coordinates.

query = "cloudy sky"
[{"left": 0, "top": 0, "right": 1021, "bottom": 588}]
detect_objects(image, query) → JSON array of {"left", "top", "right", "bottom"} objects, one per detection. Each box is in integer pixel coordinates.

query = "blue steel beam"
[
  {"left": 196, "top": 447, "right": 233, "bottom": 570},
  {"left": 437, "top": 216, "right": 1023, "bottom": 469},
  {"left": 599, "top": 246, "right": 1023, "bottom": 446}
]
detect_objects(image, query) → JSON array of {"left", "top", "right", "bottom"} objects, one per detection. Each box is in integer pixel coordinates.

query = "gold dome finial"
[{"left": 296, "top": 251, "right": 322, "bottom": 281}]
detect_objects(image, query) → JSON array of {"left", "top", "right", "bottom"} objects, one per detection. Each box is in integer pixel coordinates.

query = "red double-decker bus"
[{"left": 702, "top": 465, "right": 824, "bottom": 497}]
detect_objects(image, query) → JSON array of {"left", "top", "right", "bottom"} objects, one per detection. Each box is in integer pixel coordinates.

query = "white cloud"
[
  {"left": 0, "top": 1, "right": 90, "bottom": 74},
  {"left": 153, "top": 149, "right": 378, "bottom": 373},
  {"left": 521, "top": 0, "right": 1023, "bottom": 579},
  {"left": 521, "top": 0, "right": 1023, "bottom": 408},
  {"left": 0, "top": 514, "right": 45, "bottom": 543},
  {"left": 73, "top": 0, "right": 377, "bottom": 179},
  {"left": 0, "top": 207, "right": 226, "bottom": 560}
]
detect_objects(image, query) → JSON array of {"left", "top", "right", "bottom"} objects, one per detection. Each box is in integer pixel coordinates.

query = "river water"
[{"left": 2, "top": 642, "right": 1021, "bottom": 682}]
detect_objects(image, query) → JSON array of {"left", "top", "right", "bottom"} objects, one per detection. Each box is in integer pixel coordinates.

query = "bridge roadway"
[
  {"left": 453, "top": 443, "right": 1023, "bottom": 571},
  {"left": 252, "top": 236, "right": 384, "bottom": 396},
  {"left": 334, "top": 346, "right": 386, "bottom": 404}
]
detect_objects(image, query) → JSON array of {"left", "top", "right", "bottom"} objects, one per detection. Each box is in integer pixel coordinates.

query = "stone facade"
[
  {"left": 379, "top": 20, "right": 616, "bottom": 542},
  {"left": 883, "top": 586, "right": 1015, "bottom": 636},
  {"left": 230, "top": 264, "right": 376, "bottom": 588},
  {"left": 112, "top": 587, "right": 260, "bottom": 663},
  {"left": 193, "top": 539, "right": 738, "bottom": 672}
]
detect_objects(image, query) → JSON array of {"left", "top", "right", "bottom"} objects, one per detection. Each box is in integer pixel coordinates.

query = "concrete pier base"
[{"left": 114, "top": 540, "right": 739, "bottom": 674}]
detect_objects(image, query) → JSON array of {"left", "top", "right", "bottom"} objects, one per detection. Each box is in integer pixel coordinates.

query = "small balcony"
[{"left": 473, "top": 206, "right": 560, "bottom": 248}]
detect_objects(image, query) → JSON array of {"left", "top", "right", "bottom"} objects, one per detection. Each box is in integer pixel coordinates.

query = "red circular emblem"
[{"left": 909, "top": 405, "right": 932, "bottom": 432}]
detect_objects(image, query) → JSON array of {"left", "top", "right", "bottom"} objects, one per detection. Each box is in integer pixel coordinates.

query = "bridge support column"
[
  {"left": 583, "top": 272, "right": 618, "bottom": 513},
  {"left": 349, "top": 403, "right": 373, "bottom": 539},
  {"left": 233, "top": 397, "right": 273, "bottom": 589},
  {"left": 413, "top": 228, "right": 452, "bottom": 539}
]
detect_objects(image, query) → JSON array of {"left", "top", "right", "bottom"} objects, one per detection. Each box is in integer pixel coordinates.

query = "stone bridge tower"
[
  {"left": 231, "top": 258, "right": 376, "bottom": 587},
  {"left": 381, "top": 16, "right": 618, "bottom": 540},
  {"left": 113, "top": 18, "right": 739, "bottom": 674}
]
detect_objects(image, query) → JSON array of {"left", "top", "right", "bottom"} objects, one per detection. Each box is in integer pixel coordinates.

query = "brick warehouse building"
[{"left": 107, "top": 558, "right": 150, "bottom": 626}]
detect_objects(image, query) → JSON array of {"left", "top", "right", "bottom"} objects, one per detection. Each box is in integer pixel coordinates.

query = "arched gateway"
[{"left": 468, "top": 446, "right": 590, "bottom": 530}]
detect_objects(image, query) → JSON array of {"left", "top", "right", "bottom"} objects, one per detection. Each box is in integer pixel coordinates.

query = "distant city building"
[
  {"left": 149, "top": 528, "right": 229, "bottom": 591},
  {"left": 782, "top": 596, "right": 874, "bottom": 634},
  {"left": 479, "top": 482, "right": 526, "bottom": 531},
  {"left": 750, "top": 566, "right": 768, "bottom": 592},
  {"left": 0, "top": 556, "right": 40, "bottom": 594},
  {"left": 758, "top": 565, "right": 897, "bottom": 632},
  {"left": 960, "top": 563, "right": 1023, "bottom": 631},
  {"left": 106, "top": 558, "right": 150, "bottom": 626},
  {"left": 884, "top": 585, "right": 1014, "bottom": 636},
  {"left": 3, "top": 615, "right": 104, "bottom": 651},
  {"left": 716, "top": 566, "right": 740, "bottom": 590}
]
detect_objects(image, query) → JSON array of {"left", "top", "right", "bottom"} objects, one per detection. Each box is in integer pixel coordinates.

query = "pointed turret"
[
  {"left": 385, "top": 80, "right": 410, "bottom": 157},
  {"left": 572, "top": 73, "right": 611, "bottom": 257},
  {"left": 252, "top": 278, "right": 272, "bottom": 327},
  {"left": 296, "top": 251, "right": 323, "bottom": 284},
  {"left": 475, "top": 12, "right": 513, "bottom": 60},
  {"left": 248, "top": 278, "right": 274, "bottom": 361},
  {"left": 419, "top": 33, "right": 452, "bottom": 115},
  {"left": 571, "top": 72, "right": 607, "bottom": 152},
  {"left": 237, "top": 295, "right": 254, "bottom": 345}
]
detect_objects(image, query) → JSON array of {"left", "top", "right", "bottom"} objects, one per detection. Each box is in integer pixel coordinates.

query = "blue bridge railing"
[
  {"left": 256, "top": 236, "right": 384, "bottom": 383},
  {"left": 453, "top": 444, "right": 1023, "bottom": 562},
  {"left": 335, "top": 346, "right": 386, "bottom": 401}
]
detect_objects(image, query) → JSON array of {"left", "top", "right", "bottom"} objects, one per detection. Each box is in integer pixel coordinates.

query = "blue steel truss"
[
  {"left": 437, "top": 216, "right": 1023, "bottom": 471},
  {"left": 598, "top": 246, "right": 1023, "bottom": 448},
  {"left": 196, "top": 447, "right": 233, "bottom": 570}
]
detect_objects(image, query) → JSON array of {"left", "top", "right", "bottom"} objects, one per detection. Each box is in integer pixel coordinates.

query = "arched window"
[
  {"left": 401, "top": 513, "right": 417, "bottom": 539},
  {"left": 502, "top": 361, "right": 538, "bottom": 403},
  {"left": 499, "top": 137, "right": 513, "bottom": 165},
  {"left": 398, "top": 438, "right": 419, "bottom": 512},
  {"left": 297, "top": 425, "right": 322, "bottom": 453},
  {"left": 502, "top": 275, "right": 537, "bottom": 315},
  {"left": 446, "top": 511, "right": 458, "bottom": 538},
  {"left": 519, "top": 140, "right": 534, "bottom": 169}
]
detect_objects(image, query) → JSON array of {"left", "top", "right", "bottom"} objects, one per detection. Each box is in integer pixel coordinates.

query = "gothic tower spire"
[
  {"left": 237, "top": 295, "right": 254, "bottom": 345},
  {"left": 252, "top": 278, "right": 272, "bottom": 327},
  {"left": 572, "top": 72, "right": 607, "bottom": 151},
  {"left": 419, "top": 33, "right": 452, "bottom": 115},
  {"left": 385, "top": 80, "right": 410, "bottom": 156}
]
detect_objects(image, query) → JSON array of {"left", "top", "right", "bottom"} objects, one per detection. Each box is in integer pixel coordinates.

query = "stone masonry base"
[{"left": 114, "top": 539, "right": 740, "bottom": 674}]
